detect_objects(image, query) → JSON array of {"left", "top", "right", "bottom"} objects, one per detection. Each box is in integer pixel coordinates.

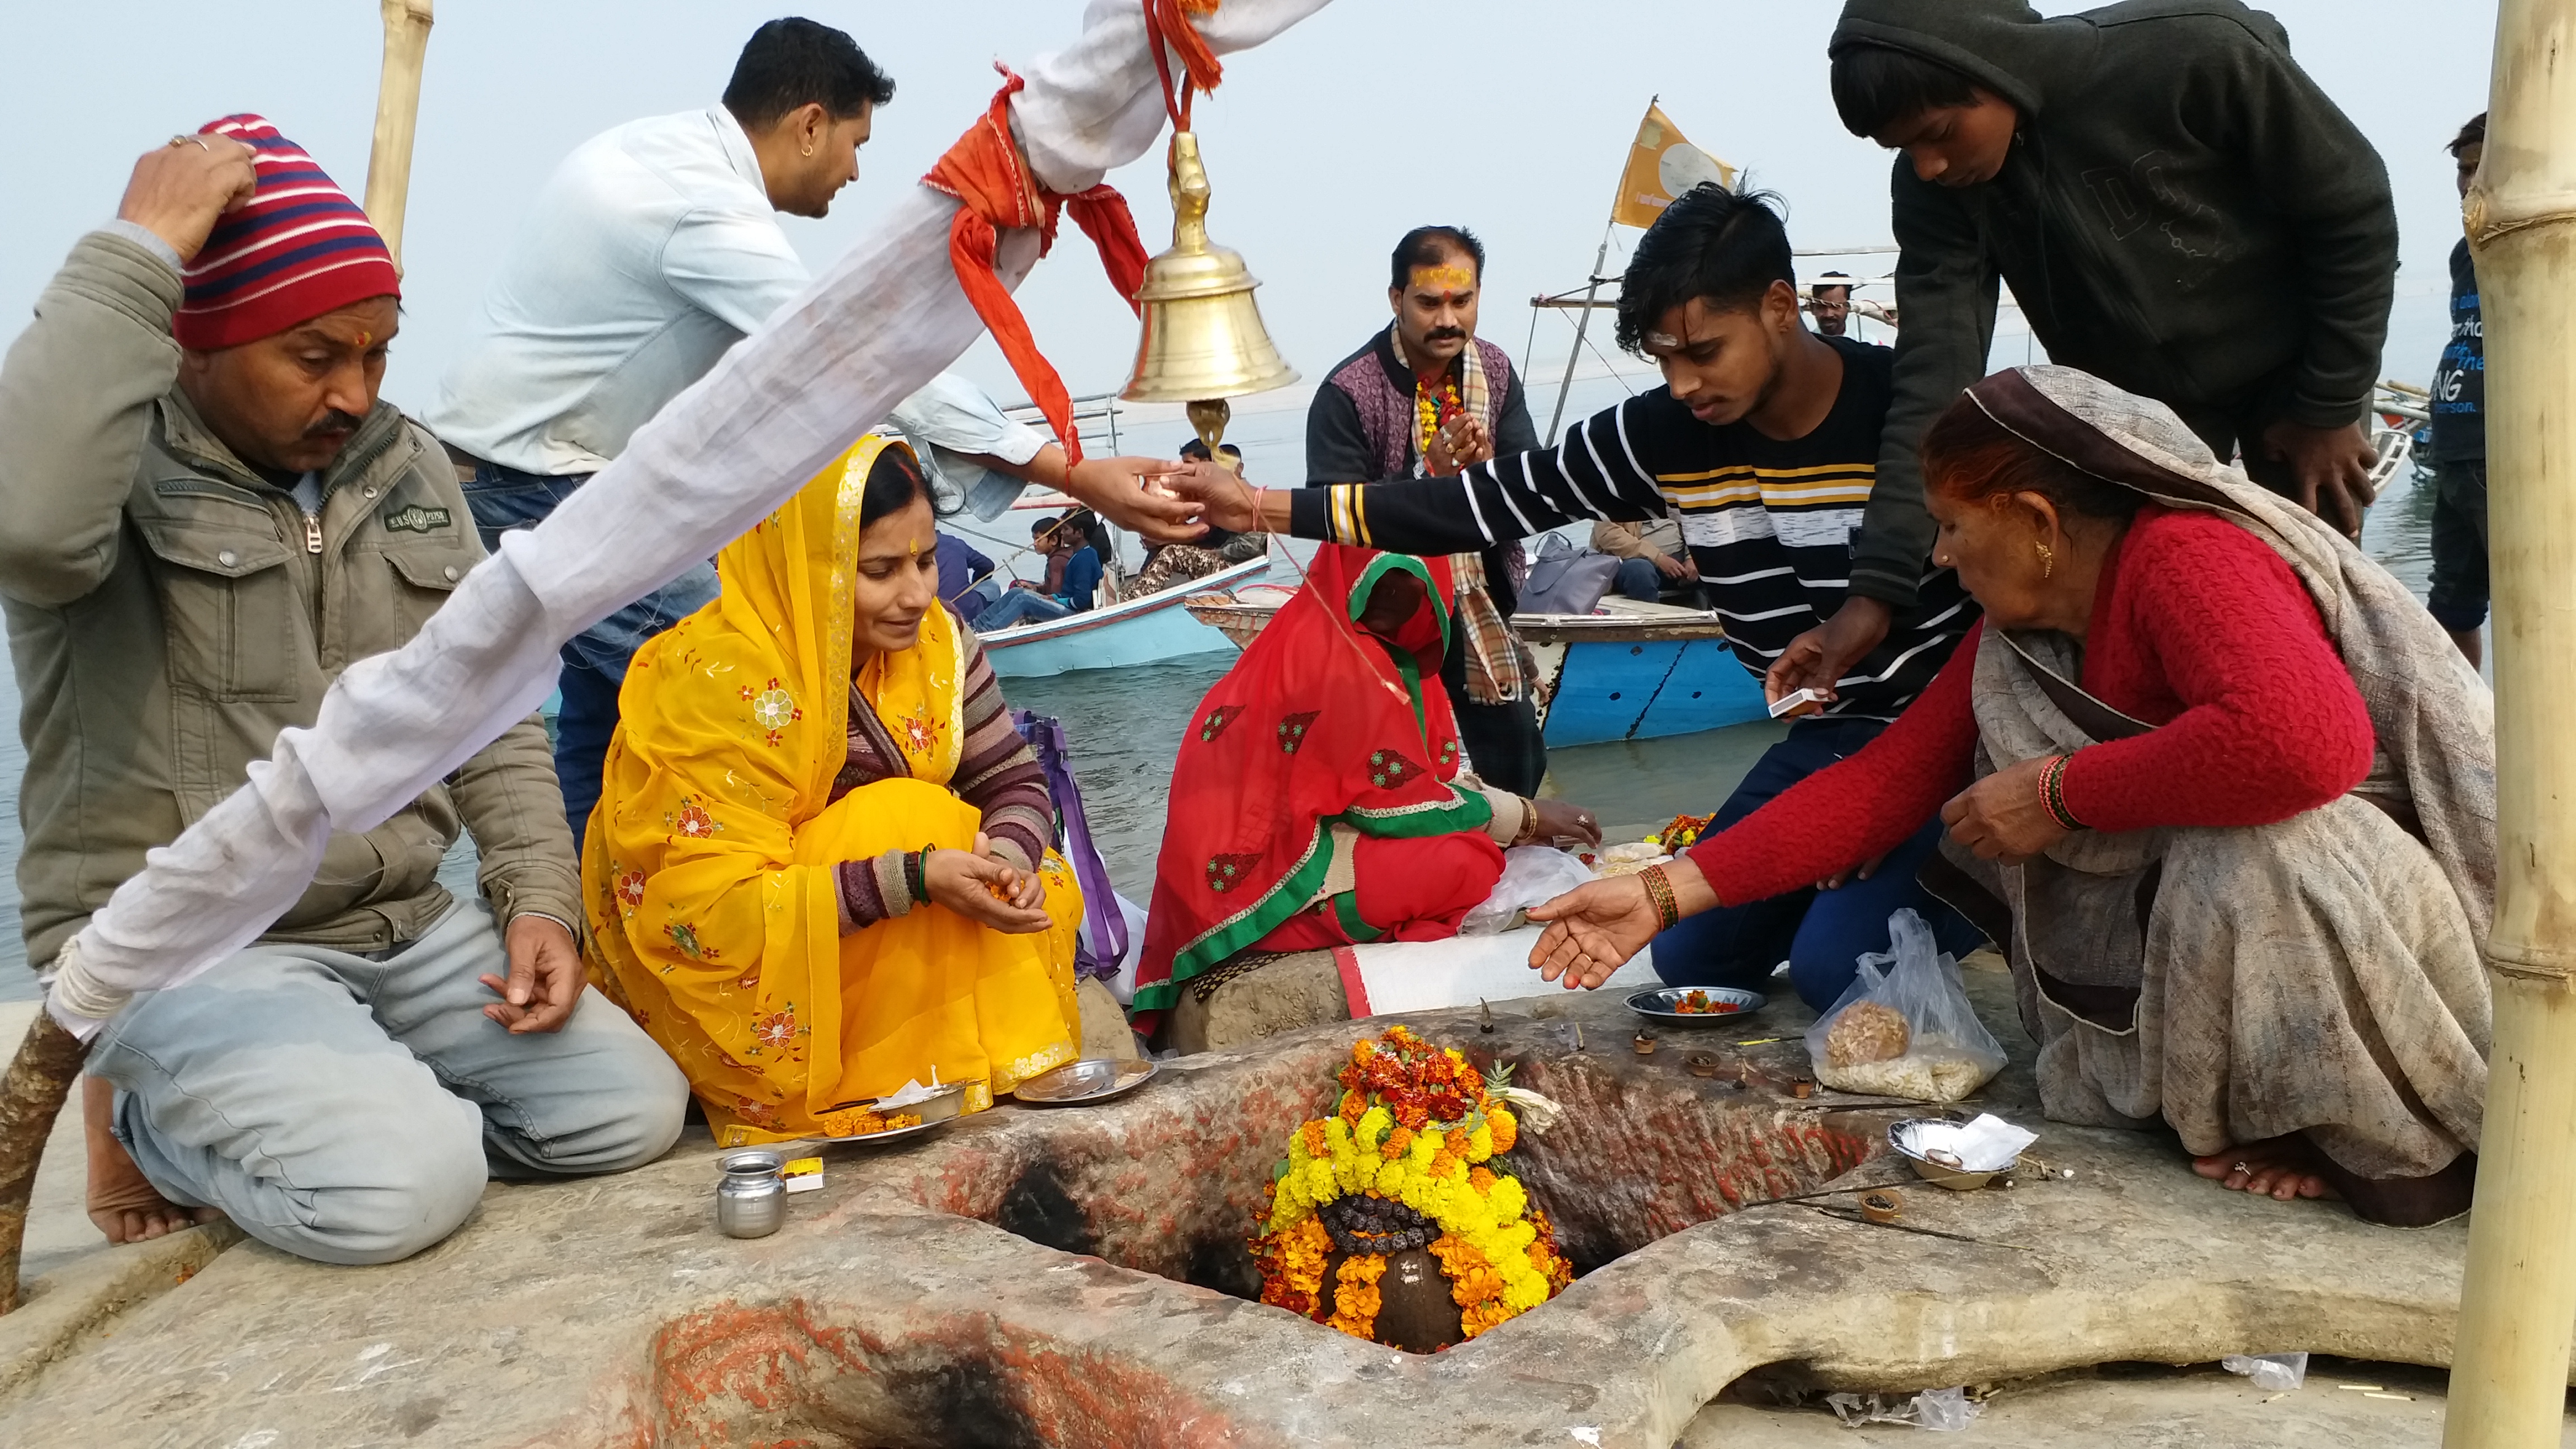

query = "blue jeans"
[
  {"left": 91, "top": 900, "right": 685, "bottom": 1265},
  {"left": 458, "top": 460, "right": 718, "bottom": 841},
  {"left": 1651, "top": 716, "right": 1986, "bottom": 1010},
  {"left": 1613, "top": 557, "right": 1663, "bottom": 602},
  {"left": 974, "top": 588, "right": 1072, "bottom": 631}
]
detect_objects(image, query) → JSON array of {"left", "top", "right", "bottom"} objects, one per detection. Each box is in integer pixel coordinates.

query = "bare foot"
[
  {"left": 2192, "top": 1134, "right": 2336, "bottom": 1202},
  {"left": 82, "top": 1076, "right": 217, "bottom": 1244}
]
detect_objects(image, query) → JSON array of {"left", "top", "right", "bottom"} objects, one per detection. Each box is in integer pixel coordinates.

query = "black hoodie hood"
[{"left": 1830, "top": 1, "right": 2280, "bottom": 119}]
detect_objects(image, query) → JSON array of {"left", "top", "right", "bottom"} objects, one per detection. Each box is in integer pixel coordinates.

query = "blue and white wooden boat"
[
  {"left": 984, "top": 553, "right": 1273, "bottom": 678},
  {"left": 1184, "top": 591, "right": 1767, "bottom": 746}
]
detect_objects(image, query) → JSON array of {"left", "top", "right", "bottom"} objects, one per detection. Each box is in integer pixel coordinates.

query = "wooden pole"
[
  {"left": 361, "top": 0, "right": 436, "bottom": 271},
  {"left": 2443, "top": 2, "right": 2576, "bottom": 1442},
  {"left": 0, "top": 1014, "right": 88, "bottom": 1313}
]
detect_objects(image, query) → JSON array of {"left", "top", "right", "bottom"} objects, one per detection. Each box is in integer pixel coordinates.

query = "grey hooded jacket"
[{"left": 1831, "top": 0, "right": 2397, "bottom": 605}]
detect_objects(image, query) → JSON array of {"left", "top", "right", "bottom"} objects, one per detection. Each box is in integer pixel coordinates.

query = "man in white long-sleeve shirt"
[{"left": 428, "top": 17, "right": 1181, "bottom": 839}]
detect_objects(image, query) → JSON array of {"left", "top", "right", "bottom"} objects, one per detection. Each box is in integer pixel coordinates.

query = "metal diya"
[
  {"left": 1012, "top": 1056, "right": 1159, "bottom": 1106},
  {"left": 1624, "top": 986, "right": 1767, "bottom": 1027},
  {"left": 1887, "top": 1118, "right": 2019, "bottom": 1191}
]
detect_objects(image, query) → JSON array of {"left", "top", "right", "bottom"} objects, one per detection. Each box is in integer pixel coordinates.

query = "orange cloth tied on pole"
[{"left": 923, "top": 71, "right": 1150, "bottom": 470}]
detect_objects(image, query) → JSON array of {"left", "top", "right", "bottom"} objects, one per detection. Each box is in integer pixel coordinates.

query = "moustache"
[
  {"left": 1426, "top": 328, "right": 1467, "bottom": 343},
  {"left": 303, "top": 410, "right": 364, "bottom": 440}
]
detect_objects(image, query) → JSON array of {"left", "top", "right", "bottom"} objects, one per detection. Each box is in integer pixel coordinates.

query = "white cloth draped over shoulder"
[{"left": 44, "top": 0, "right": 1335, "bottom": 1036}]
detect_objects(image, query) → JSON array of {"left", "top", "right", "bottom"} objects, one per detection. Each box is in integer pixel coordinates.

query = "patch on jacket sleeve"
[{"left": 381, "top": 503, "right": 453, "bottom": 534}]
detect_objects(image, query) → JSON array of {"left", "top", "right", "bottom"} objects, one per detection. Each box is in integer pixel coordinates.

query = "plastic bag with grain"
[{"left": 1803, "top": 908, "right": 2006, "bottom": 1102}]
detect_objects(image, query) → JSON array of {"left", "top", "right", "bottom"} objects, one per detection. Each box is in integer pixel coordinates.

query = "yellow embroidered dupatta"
[{"left": 583, "top": 435, "right": 1078, "bottom": 1144}]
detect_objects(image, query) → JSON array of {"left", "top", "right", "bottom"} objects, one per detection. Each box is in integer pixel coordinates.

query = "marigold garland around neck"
[{"left": 1252, "top": 1025, "right": 1574, "bottom": 1348}]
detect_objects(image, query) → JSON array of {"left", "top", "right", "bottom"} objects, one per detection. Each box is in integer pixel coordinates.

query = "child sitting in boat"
[{"left": 1133, "top": 545, "right": 1602, "bottom": 1019}]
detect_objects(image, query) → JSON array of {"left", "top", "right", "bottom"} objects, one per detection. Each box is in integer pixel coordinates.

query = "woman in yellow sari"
[{"left": 584, "top": 435, "right": 1083, "bottom": 1145}]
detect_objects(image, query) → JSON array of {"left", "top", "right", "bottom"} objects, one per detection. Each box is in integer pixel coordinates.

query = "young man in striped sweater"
[{"left": 1173, "top": 185, "right": 1984, "bottom": 1007}]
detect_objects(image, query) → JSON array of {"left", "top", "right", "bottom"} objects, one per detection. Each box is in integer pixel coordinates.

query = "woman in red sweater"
[{"left": 1531, "top": 367, "right": 2496, "bottom": 1228}]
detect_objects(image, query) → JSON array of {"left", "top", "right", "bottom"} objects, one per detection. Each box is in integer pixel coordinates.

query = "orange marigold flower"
[
  {"left": 1428, "top": 1151, "right": 1460, "bottom": 1180},
  {"left": 1300, "top": 1119, "right": 1328, "bottom": 1158},
  {"left": 1381, "top": 1125, "right": 1414, "bottom": 1161},
  {"left": 1338, "top": 1091, "right": 1366, "bottom": 1124},
  {"left": 1488, "top": 1111, "right": 1518, "bottom": 1155},
  {"left": 1469, "top": 1165, "right": 1498, "bottom": 1193}
]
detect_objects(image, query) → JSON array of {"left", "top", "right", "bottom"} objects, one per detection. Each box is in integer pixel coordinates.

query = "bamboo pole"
[
  {"left": 2443, "top": 2, "right": 2576, "bottom": 1442},
  {"left": 0, "top": 1014, "right": 88, "bottom": 1313},
  {"left": 361, "top": 0, "right": 436, "bottom": 271}
]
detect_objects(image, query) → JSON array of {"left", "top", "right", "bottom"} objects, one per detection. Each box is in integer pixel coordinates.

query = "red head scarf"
[{"left": 1135, "top": 546, "right": 1500, "bottom": 1011}]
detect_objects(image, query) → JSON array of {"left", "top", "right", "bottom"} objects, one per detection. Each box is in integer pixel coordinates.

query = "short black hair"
[
  {"left": 1178, "top": 438, "right": 1244, "bottom": 462},
  {"left": 723, "top": 17, "right": 896, "bottom": 131},
  {"left": 858, "top": 444, "right": 942, "bottom": 528},
  {"left": 1390, "top": 226, "right": 1485, "bottom": 292},
  {"left": 1829, "top": 41, "right": 1978, "bottom": 138},
  {"left": 1614, "top": 185, "right": 1795, "bottom": 353},
  {"left": 2450, "top": 112, "right": 2488, "bottom": 158}
]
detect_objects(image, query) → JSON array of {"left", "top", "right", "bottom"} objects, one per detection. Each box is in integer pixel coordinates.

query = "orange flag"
[{"left": 1610, "top": 103, "right": 1737, "bottom": 229}]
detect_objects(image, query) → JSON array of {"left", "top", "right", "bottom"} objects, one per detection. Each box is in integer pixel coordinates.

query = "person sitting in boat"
[
  {"left": 583, "top": 437, "right": 1090, "bottom": 1144},
  {"left": 1522, "top": 366, "right": 2494, "bottom": 1229},
  {"left": 1132, "top": 545, "right": 1604, "bottom": 1019},
  {"left": 1132, "top": 438, "right": 1268, "bottom": 596},
  {"left": 1167, "top": 184, "right": 1984, "bottom": 1011},
  {"left": 971, "top": 514, "right": 1103, "bottom": 632},
  {"left": 936, "top": 529, "right": 1003, "bottom": 618}
]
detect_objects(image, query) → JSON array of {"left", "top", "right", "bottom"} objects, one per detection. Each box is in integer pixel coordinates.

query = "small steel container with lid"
[{"left": 716, "top": 1148, "right": 787, "bottom": 1238}]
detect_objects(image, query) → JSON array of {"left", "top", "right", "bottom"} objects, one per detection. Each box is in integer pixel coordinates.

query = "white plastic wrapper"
[
  {"left": 2221, "top": 1352, "right": 2309, "bottom": 1391},
  {"left": 1895, "top": 1114, "right": 2038, "bottom": 1173},
  {"left": 1459, "top": 846, "right": 1595, "bottom": 935}
]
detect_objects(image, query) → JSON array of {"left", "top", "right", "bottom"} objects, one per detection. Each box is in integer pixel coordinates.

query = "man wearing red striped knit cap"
[{"left": 0, "top": 118, "right": 685, "bottom": 1266}]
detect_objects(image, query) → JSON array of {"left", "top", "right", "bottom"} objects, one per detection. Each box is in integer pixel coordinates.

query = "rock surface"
[{"left": 0, "top": 977, "right": 2563, "bottom": 1447}]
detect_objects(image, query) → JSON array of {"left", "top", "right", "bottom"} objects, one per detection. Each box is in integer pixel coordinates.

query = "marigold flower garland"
[{"left": 1252, "top": 1025, "right": 1574, "bottom": 1345}]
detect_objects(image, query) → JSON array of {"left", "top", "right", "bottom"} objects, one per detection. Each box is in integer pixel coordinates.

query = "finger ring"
[{"left": 2232, "top": 1161, "right": 2250, "bottom": 1175}]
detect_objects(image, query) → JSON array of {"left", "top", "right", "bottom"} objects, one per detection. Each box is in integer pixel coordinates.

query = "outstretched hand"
[
  {"left": 1062, "top": 455, "right": 1205, "bottom": 544},
  {"left": 1527, "top": 858, "right": 1718, "bottom": 991},
  {"left": 1161, "top": 459, "right": 1263, "bottom": 534},
  {"left": 1765, "top": 596, "right": 1891, "bottom": 708}
]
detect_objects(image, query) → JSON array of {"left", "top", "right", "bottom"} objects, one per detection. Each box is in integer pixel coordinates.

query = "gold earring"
[
  {"left": 801, "top": 144, "right": 814, "bottom": 158},
  {"left": 2035, "top": 541, "right": 2056, "bottom": 579}
]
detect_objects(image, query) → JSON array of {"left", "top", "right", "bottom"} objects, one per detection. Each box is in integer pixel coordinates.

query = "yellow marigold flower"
[
  {"left": 1357, "top": 1104, "right": 1392, "bottom": 1147},
  {"left": 1502, "top": 1271, "right": 1550, "bottom": 1312},
  {"left": 1467, "top": 1124, "right": 1495, "bottom": 1162},
  {"left": 1488, "top": 1177, "right": 1528, "bottom": 1223},
  {"left": 1410, "top": 1128, "right": 1443, "bottom": 1164},
  {"left": 1305, "top": 1157, "right": 1337, "bottom": 1201}
]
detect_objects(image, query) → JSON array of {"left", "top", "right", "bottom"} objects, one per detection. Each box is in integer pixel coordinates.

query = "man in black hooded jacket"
[{"left": 1768, "top": 0, "right": 2397, "bottom": 697}]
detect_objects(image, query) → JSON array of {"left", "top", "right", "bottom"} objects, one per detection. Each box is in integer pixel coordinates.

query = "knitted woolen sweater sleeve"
[
  {"left": 1684, "top": 631, "right": 1984, "bottom": 906},
  {"left": 2056, "top": 512, "right": 2373, "bottom": 831}
]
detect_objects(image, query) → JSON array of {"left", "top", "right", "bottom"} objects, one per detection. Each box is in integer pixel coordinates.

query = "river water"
[{"left": 0, "top": 461, "right": 2450, "bottom": 1002}]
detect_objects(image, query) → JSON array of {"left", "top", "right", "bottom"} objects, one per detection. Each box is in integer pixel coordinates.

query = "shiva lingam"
[
  {"left": 1120, "top": 131, "right": 1298, "bottom": 454},
  {"left": 1253, "top": 1026, "right": 1574, "bottom": 1353}
]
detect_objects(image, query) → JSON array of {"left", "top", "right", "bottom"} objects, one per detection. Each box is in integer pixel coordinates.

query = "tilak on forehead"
[{"left": 1409, "top": 263, "right": 1476, "bottom": 295}]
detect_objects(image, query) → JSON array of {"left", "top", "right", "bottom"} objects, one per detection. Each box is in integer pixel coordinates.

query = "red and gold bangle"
[
  {"left": 1639, "top": 864, "right": 1682, "bottom": 931},
  {"left": 2038, "top": 753, "right": 2085, "bottom": 831}
]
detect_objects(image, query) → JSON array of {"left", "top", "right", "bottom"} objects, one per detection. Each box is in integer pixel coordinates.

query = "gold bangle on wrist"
[{"left": 1639, "top": 864, "right": 1682, "bottom": 931}]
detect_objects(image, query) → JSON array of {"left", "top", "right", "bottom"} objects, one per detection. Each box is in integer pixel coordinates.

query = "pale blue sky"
[{"left": 0, "top": 1, "right": 2497, "bottom": 476}]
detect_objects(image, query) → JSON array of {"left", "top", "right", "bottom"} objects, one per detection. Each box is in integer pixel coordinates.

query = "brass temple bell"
[{"left": 1120, "top": 131, "right": 1298, "bottom": 451}]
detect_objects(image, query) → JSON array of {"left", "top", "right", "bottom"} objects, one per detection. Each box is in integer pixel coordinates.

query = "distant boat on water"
[
  {"left": 984, "top": 552, "right": 1273, "bottom": 679},
  {"left": 1184, "top": 589, "right": 1768, "bottom": 747}
]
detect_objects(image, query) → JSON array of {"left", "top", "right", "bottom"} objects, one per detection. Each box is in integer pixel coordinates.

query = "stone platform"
[{"left": 0, "top": 973, "right": 2553, "bottom": 1447}]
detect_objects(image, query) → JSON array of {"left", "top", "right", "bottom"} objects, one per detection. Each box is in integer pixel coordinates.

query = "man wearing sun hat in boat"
[{"left": 0, "top": 117, "right": 688, "bottom": 1265}]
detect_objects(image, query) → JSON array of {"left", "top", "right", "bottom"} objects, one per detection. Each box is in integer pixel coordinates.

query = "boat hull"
[
  {"left": 987, "top": 556, "right": 1273, "bottom": 678},
  {"left": 1528, "top": 637, "right": 1768, "bottom": 746}
]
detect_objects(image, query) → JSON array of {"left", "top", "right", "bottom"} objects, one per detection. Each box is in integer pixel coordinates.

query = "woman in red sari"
[{"left": 1134, "top": 545, "right": 1599, "bottom": 1015}]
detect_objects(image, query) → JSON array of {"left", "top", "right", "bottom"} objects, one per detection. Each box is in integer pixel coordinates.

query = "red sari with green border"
[{"left": 1135, "top": 545, "right": 1505, "bottom": 1012}]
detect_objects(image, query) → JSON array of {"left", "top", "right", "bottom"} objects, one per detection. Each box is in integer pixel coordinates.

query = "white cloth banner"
[{"left": 48, "top": 0, "right": 1334, "bottom": 1036}]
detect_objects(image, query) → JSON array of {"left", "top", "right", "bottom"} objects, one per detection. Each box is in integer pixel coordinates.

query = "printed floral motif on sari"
[
  {"left": 732, "top": 1096, "right": 783, "bottom": 1131},
  {"left": 749, "top": 678, "right": 802, "bottom": 745},
  {"left": 1277, "top": 710, "right": 1320, "bottom": 754},
  {"left": 1367, "top": 748, "right": 1424, "bottom": 789},
  {"left": 1438, "top": 739, "right": 1460, "bottom": 770},
  {"left": 897, "top": 703, "right": 946, "bottom": 765},
  {"left": 612, "top": 866, "right": 647, "bottom": 917},
  {"left": 669, "top": 797, "right": 721, "bottom": 841},
  {"left": 1200, "top": 703, "right": 1242, "bottom": 742},
  {"left": 751, "top": 1005, "right": 807, "bottom": 1063},
  {"left": 1207, "top": 852, "right": 1264, "bottom": 893}
]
